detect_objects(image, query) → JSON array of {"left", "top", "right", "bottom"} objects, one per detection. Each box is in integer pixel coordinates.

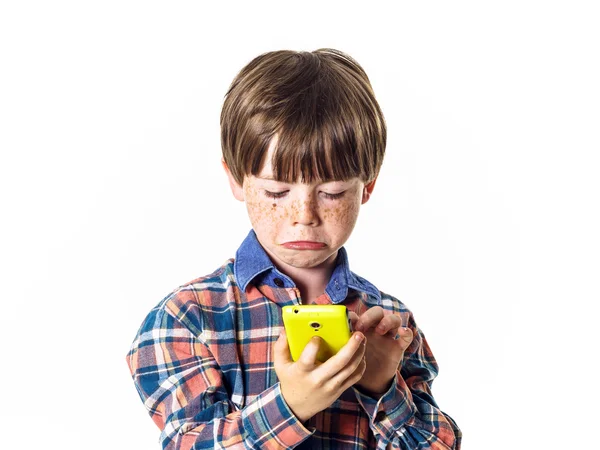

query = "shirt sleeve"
[
  {"left": 353, "top": 313, "right": 462, "bottom": 450},
  {"left": 126, "top": 303, "right": 313, "bottom": 450}
]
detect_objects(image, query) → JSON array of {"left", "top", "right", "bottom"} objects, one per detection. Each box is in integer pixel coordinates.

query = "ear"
[
  {"left": 361, "top": 178, "right": 377, "bottom": 205},
  {"left": 222, "top": 159, "right": 245, "bottom": 202}
]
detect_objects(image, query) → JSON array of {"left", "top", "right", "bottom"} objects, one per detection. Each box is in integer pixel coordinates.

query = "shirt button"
[
  {"left": 273, "top": 278, "right": 284, "bottom": 287},
  {"left": 375, "top": 411, "right": 386, "bottom": 422}
]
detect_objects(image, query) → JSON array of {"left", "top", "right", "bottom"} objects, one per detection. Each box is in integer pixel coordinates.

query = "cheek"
[
  {"left": 327, "top": 199, "right": 360, "bottom": 230},
  {"left": 244, "top": 188, "right": 288, "bottom": 232}
]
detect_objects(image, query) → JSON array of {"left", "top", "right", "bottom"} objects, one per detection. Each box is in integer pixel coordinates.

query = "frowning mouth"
[{"left": 281, "top": 241, "right": 327, "bottom": 250}]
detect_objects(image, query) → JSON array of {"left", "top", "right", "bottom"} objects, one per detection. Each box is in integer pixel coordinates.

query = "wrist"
[
  {"left": 280, "top": 387, "right": 315, "bottom": 422},
  {"left": 356, "top": 378, "right": 393, "bottom": 398}
]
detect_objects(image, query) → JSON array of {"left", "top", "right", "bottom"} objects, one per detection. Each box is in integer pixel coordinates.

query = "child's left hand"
[{"left": 349, "top": 307, "right": 413, "bottom": 396}]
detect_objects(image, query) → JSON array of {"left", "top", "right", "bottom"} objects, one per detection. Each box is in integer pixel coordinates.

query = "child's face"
[{"left": 225, "top": 140, "right": 375, "bottom": 274}]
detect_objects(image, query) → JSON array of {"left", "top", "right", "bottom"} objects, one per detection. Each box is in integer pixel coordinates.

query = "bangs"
[{"left": 268, "top": 116, "right": 365, "bottom": 184}]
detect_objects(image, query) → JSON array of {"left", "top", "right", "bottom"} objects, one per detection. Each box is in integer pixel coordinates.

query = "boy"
[{"left": 127, "top": 49, "right": 461, "bottom": 449}]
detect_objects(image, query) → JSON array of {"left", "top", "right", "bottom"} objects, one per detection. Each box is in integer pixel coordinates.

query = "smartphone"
[{"left": 282, "top": 304, "right": 352, "bottom": 362}]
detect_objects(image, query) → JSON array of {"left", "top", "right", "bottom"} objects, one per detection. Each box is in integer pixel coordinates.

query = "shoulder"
[
  {"left": 373, "top": 290, "right": 417, "bottom": 330},
  {"left": 350, "top": 269, "right": 413, "bottom": 314},
  {"left": 138, "top": 259, "right": 238, "bottom": 336},
  {"left": 378, "top": 290, "right": 413, "bottom": 315},
  {"left": 171, "top": 258, "right": 237, "bottom": 306},
  {"left": 349, "top": 269, "right": 417, "bottom": 326}
]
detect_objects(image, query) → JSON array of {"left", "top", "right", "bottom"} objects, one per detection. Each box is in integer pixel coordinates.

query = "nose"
[{"left": 292, "top": 195, "right": 319, "bottom": 226}]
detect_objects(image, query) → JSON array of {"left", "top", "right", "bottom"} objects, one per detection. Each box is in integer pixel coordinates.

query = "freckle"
[{"left": 272, "top": 203, "right": 276, "bottom": 208}]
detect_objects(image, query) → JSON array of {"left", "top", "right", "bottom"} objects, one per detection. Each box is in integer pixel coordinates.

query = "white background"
[{"left": 1, "top": 1, "right": 598, "bottom": 449}]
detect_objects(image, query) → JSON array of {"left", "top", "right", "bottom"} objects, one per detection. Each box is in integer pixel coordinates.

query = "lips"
[{"left": 281, "top": 241, "right": 327, "bottom": 250}]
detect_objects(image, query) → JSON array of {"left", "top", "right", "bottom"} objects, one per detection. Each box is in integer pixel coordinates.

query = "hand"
[
  {"left": 274, "top": 329, "right": 367, "bottom": 422},
  {"left": 349, "top": 307, "right": 413, "bottom": 396}
]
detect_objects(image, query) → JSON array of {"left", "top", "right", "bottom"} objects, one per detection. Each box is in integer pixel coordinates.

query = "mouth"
[{"left": 281, "top": 241, "right": 327, "bottom": 250}]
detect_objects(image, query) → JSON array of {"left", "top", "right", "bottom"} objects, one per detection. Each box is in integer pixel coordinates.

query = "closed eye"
[
  {"left": 322, "top": 191, "right": 345, "bottom": 200},
  {"left": 264, "top": 190, "right": 289, "bottom": 199}
]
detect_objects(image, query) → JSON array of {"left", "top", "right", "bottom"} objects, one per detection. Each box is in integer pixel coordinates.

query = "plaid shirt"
[{"left": 127, "top": 231, "right": 461, "bottom": 449}]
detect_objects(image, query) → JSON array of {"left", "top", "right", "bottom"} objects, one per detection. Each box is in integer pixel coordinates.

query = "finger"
[
  {"left": 317, "top": 332, "right": 365, "bottom": 377},
  {"left": 374, "top": 314, "right": 403, "bottom": 336},
  {"left": 298, "top": 336, "right": 322, "bottom": 368},
  {"left": 273, "top": 329, "right": 292, "bottom": 369},
  {"left": 348, "top": 350, "right": 367, "bottom": 382},
  {"left": 348, "top": 311, "right": 360, "bottom": 329},
  {"left": 395, "top": 327, "right": 414, "bottom": 351},
  {"left": 328, "top": 341, "right": 367, "bottom": 391},
  {"left": 354, "top": 306, "right": 385, "bottom": 332},
  {"left": 336, "top": 359, "right": 367, "bottom": 394}
]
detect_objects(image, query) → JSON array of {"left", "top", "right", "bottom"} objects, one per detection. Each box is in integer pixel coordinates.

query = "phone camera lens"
[{"left": 293, "top": 308, "right": 299, "bottom": 314}]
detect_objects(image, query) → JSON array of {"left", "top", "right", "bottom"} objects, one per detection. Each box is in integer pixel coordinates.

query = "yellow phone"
[{"left": 282, "top": 304, "right": 352, "bottom": 362}]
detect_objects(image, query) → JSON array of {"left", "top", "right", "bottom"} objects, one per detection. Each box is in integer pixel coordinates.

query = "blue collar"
[{"left": 234, "top": 230, "right": 381, "bottom": 305}]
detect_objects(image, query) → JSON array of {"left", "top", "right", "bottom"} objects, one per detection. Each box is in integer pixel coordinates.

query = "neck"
[{"left": 275, "top": 252, "right": 338, "bottom": 304}]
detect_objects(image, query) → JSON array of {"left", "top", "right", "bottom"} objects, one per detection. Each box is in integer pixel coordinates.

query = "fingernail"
[{"left": 354, "top": 333, "right": 364, "bottom": 342}]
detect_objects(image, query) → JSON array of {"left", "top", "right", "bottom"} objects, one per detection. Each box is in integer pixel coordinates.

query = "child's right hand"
[{"left": 274, "top": 329, "right": 367, "bottom": 422}]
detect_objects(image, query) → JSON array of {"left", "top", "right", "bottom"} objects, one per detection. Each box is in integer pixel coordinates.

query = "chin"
[{"left": 278, "top": 252, "right": 335, "bottom": 269}]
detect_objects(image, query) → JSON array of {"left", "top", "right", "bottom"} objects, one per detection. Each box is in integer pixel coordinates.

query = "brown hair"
[{"left": 220, "top": 48, "right": 386, "bottom": 185}]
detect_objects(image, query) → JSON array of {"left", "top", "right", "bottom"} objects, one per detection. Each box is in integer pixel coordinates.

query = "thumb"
[{"left": 397, "top": 327, "right": 414, "bottom": 351}]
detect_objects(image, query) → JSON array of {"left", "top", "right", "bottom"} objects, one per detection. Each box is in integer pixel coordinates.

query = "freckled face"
[{"left": 240, "top": 152, "right": 370, "bottom": 272}]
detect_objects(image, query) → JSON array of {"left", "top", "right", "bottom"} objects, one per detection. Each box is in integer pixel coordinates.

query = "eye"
[
  {"left": 322, "top": 191, "right": 345, "bottom": 200},
  {"left": 264, "top": 190, "right": 289, "bottom": 199}
]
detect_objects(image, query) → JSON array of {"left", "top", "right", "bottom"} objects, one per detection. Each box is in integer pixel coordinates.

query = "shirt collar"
[{"left": 234, "top": 230, "right": 381, "bottom": 305}]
